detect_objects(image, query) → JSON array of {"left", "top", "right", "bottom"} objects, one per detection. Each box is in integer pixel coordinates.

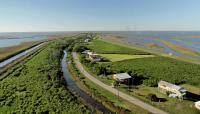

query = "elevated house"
[
  {"left": 82, "top": 50, "right": 103, "bottom": 62},
  {"left": 82, "top": 50, "right": 91, "bottom": 57},
  {"left": 88, "top": 54, "right": 103, "bottom": 62},
  {"left": 84, "top": 38, "right": 90, "bottom": 43},
  {"left": 195, "top": 101, "right": 200, "bottom": 110},
  {"left": 113, "top": 73, "right": 131, "bottom": 84},
  {"left": 158, "top": 80, "right": 187, "bottom": 99}
]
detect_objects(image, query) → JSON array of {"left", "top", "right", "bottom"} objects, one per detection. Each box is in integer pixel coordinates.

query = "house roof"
[
  {"left": 114, "top": 73, "right": 131, "bottom": 80},
  {"left": 158, "top": 80, "right": 183, "bottom": 91},
  {"left": 82, "top": 50, "right": 91, "bottom": 54},
  {"left": 195, "top": 101, "right": 200, "bottom": 105}
]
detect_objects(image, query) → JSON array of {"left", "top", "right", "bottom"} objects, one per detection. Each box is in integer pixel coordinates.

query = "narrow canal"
[
  {"left": 0, "top": 43, "right": 44, "bottom": 68},
  {"left": 61, "top": 50, "right": 113, "bottom": 114}
]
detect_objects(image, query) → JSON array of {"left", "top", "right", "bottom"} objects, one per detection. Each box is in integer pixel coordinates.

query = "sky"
[{"left": 0, "top": 0, "right": 200, "bottom": 32}]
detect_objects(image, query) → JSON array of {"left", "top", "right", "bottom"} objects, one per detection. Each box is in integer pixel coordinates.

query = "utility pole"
[{"left": 118, "top": 88, "right": 119, "bottom": 101}]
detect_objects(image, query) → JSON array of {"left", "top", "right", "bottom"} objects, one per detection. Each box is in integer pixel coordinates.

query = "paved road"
[{"left": 72, "top": 52, "right": 168, "bottom": 114}]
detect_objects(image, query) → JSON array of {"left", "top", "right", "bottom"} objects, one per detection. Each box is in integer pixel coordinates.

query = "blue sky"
[{"left": 0, "top": 0, "right": 200, "bottom": 32}]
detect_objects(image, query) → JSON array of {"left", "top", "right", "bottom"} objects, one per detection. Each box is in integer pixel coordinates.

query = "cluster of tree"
[
  {"left": 80, "top": 54, "right": 200, "bottom": 87},
  {"left": 0, "top": 38, "right": 92, "bottom": 113}
]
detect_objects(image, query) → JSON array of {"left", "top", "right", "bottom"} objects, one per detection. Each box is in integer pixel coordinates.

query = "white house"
[
  {"left": 158, "top": 80, "right": 187, "bottom": 99},
  {"left": 82, "top": 50, "right": 103, "bottom": 62},
  {"left": 82, "top": 50, "right": 91, "bottom": 54},
  {"left": 195, "top": 101, "right": 200, "bottom": 110},
  {"left": 84, "top": 38, "right": 90, "bottom": 43}
]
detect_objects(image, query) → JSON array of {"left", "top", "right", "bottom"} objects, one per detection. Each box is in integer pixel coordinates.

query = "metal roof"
[
  {"left": 114, "top": 73, "right": 131, "bottom": 80},
  {"left": 195, "top": 101, "right": 200, "bottom": 104},
  {"left": 82, "top": 50, "right": 91, "bottom": 54},
  {"left": 158, "top": 80, "right": 182, "bottom": 90}
]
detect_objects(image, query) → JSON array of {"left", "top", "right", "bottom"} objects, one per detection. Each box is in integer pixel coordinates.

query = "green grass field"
[
  {"left": 88, "top": 39, "right": 150, "bottom": 55},
  {"left": 100, "top": 54, "right": 155, "bottom": 62}
]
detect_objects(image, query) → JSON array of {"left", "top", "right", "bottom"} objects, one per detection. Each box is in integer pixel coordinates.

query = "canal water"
[
  {"left": 61, "top": 50, "right": 113, "bottom": 114},
  {"left": 0, "top": 43, "right": 44, "bottom": 68}
]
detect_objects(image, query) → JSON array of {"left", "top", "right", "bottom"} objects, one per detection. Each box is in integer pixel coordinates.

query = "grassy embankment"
[
  {"left": 88, "top": 39, "right": 150, "bottom": 55},
  {"left": 0, "top": 41, "right": 43, "bottom": 63},
  {"left": 83, "top": 39, "right": 200, "bottom": 114},
  {"left": 0, "top": 38, "right": 92, "bottom": 113},
  {"left": 67, "top": 52, "right": 149, "bottom": 114}
]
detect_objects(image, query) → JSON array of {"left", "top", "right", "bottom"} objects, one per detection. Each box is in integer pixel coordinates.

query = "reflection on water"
[
  {"left": 0, "top": 38, "right": 41, "bottom": 48},
  {"left": 0, "top": 32, "right": 74, "bottom": 48}
]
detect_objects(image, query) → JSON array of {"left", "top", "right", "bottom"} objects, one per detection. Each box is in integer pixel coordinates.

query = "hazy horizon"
[{"left": 1, "top": 0, "right": 200, "bottom": 32}]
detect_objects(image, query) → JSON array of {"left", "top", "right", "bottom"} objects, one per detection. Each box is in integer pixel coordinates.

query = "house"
[
  {"left": 84, "top": 38, "right": 90, "bottom": 43},
  {"left": 113, "top": 73, "right": 131, "bottom": 83},
  {"left": 168, "top": 53, "right": 173, "bottom": 56},
  {"left": 82, "top": 50, "right": 91, "bottom": 57},
  {"left": 195, "top": 101, "right": 200, "bottom": 110},
  {"left": 82, "top": 50, "right": 103, "bottom": 62},
  {"left": 89, "top": 54, "right": 103, "bottom": 62},
  {"left": 82, "top": 50, "right": 91, "bottom": 54},
  {"left": 158, "top": 80, "right": 187, "bottom": 99}
]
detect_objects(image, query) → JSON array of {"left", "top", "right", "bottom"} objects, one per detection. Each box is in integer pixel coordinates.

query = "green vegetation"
[
  {"left": 80, "top": 37, "right": 200, "bottom": 114},
  {"left": 67, "top": 52, "right": 149, "bottom": 114},
  {"left": 0, "top": 38, "right": 92, "bottom": 113},
  {"left": 100, "top": 54, "right": 155, "bottom": 62},
  {"left": 0, "top": 43, "right": 46, "bottom": 81},
  {"left": 88, "top": 39, "right": 150, "bottom": 55},
  {"left": 101, "top": 57, "right": 200, "bottom": 87},
  {"left": 81, "top": 55, "right": 200, "bottom": 114},
  {"left": 86, "top": 39, "right": 200, "bottom": 87}
]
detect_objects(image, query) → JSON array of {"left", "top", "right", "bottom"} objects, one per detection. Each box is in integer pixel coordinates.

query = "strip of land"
[
  {"left": 72, "top": 52, "right": 168, "bottom": 114},
  {"left": 0, "top": 41, "right": 43, "bottom": 62}
]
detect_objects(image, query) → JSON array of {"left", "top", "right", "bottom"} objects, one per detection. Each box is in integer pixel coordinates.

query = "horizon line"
[{"left": 1, "top": 30, "right": 200, "bottom": 33}]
